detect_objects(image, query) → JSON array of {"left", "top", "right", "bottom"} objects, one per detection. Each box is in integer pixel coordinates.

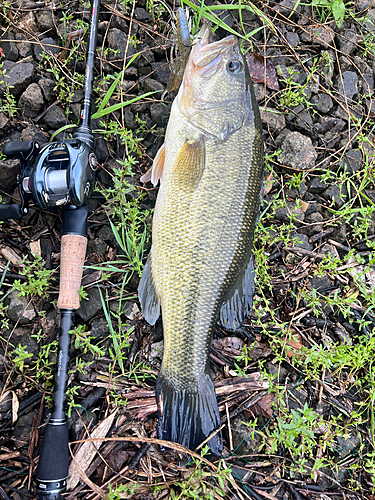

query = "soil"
[{"left": 0, "top": 0, "right": 375, "bottom": 499}]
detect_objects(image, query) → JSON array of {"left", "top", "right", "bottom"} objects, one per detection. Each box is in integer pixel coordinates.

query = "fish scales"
[{"left": 139, "top": 28, "right": 263, "bottom": 454}]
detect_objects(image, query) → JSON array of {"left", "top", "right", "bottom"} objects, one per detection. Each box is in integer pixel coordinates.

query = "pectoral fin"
[
  {"left": 140, "top": 143, "right": 165, "bottom": 186},
  {"left": 220, "top": 253, "right": 256, "bottom": 331},
  {"left": 174, "top": 135, "right": 205, "bottom": 191},
  {"left": 138, "top": 253, "right": 160, "bottom": 325}
]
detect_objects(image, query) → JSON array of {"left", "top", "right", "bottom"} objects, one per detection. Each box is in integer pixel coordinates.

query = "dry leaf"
[
  {"left": 29, "top": 240, "right": 42, "bottom": 257},
  {"left": 67, "top": 409, "right": 118, "bottom": 490},
  {"left": 12, "top": 391, "right": 19, "bottom": 424},
  {"left": 246, "top": 52, "right": 279, "bottom": 91},
  {"left": 0, "top": 246, "right": 24, "bottom": 267}
]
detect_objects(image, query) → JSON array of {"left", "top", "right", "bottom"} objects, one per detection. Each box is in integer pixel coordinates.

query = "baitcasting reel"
[{"left": 1, "top": 126, "right": 97, "bottom": 219}]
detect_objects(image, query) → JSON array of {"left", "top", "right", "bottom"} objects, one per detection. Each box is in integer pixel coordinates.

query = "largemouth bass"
[{"left": 139, "top": 26, "right": 263, "bottom": 455}]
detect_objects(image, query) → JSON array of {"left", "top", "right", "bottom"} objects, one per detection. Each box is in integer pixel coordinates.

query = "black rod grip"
[{"left": 35, "top": 422, "right": 69, "bottom": 497}]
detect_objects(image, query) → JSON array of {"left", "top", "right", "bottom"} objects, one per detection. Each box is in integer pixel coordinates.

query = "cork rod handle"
[{"left": 57, "top": 234, "right": 87, "bottom": 310}]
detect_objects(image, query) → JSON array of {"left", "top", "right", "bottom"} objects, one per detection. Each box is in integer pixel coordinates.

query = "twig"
[{"left": 225, "top": 403, "right": 233, "bottom": 452}]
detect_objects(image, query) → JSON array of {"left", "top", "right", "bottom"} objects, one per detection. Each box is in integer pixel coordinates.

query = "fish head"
[{"left": 177, "top": 27, "right": 254, "bottom": 142}]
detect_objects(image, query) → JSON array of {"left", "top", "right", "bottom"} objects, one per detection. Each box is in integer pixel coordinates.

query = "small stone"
[
  {"left": 0, "top": 61, "right": 34, "bottom": 98},
  {"left": 253, "top": 83, "right": 265, "bottom": 102},
  {"left": 336, "top": 29, "right": 358, "bottom": 55},
  {"left": 91, "top": 317, "right": 110, "bottom": 338},
  {"left": 14, "top": 412, "right": 36, "bottom": 446},
  {"left": 231, "top": 417, "right": 263, "bottom": 455},
  {"left": 0, "top": 112, "right": 11, "bottom": 138},
  {"left": 323, "top": 184, "right": 347, "bottom": 208},
  {"left": 261, "top": 109, "right": 285, "bottom": 133},
  {"left": 87, "top": 238, "right": 107, "bottom": 257},
  {"left": 21, "top": 124, "right": 49, "bottom": 143},
  {"left": 311, "top": 93, "right": 333, "bottom": 114},
  {"left": 0, "top": 157, "right": 21, "bottom": 192},
  {"left": 33, "top": 37, "right": 60, "bottom": 62},
  {"left": 149, "top": 340, "right": 164, "bottom": 361},
  {"left": 341, "top": 149, "right": 362, "bottom": 173},
  {"left": 320, "top": 243, "right": 340, "bottom": 259},
  {"left": 338, "top": 71, "right": 359, "bottom": 101},
  {"left": 306, "top": 25, "right": 335, "bottom": 47},
  {"left": 124, "top": 109, "right": 135, "bottom": 130},
  {"left": 286, "top": 32, "right": 300, "bottom": 47},
  {"left": 151, "top": 62, "right": 170, "bottom": 85},
  {"left": 150, "top": 102, "right": 170, "bottom": 126},
  {"left": 0, "top": 31, "right": 19, "bottom": 61},
  {"left": 274, "top": 201, "right": 305, "bottom": 223},
  {"left": 294, "top": 109, "right": 313, "bottom": 129},
  {"left": 305, "top": 212, "right": 323, "bottom": 235},
  {"left": 134, "top": 7, "right": 152, "bottom": 21},
  {"left": 76, "top": 287, "right": 102, "bottom": 322},
  {"left": 17, "top": 11, "right": 38, "bottom": 34},
  {"left": 107, "top": 29, "right": 134, "bottom": 61},
  {"left": 16, "top": 35, "right": 33, "bottom": 59},
  {"left": 19, "top": 83, "right": 44, "bottom": 118},
  {"left": 308, "top": 177, "right": 327, "bottom": 194},
  {"left": 35, "top": 10, "right": 55, "bottom": 32},
  {"left": 293, "top": 232, "right": 313, "bottom": 251},
  {"left": 5, "top": 290, "right": 36, "bottom": 325},
  {"left": 143, "top": 78, "right": 164, "bottom": 94},
  {"left": 43, "top": 105, "right": 67, "bottom": 129},
  {"left": 38, "top": 78, "right": 56, "bottom": 102},
  {"left": 275, "top": 0, "right": 301, "bottom": 16},
  {"left": 279, "top": 132, "right": 317, "bottom": 170},
  {"left": 335, "top": 432, "right": 360, "bottom": 457}
]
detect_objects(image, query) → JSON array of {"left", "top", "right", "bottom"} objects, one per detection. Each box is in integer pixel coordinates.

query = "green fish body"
[{"left": 139, "top": 28, "right": 263, "bottom": 455}]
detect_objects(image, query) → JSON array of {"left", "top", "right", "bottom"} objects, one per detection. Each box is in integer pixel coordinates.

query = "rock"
[
  {"left": 17, "top": 11, "right": 38, "bottom": 34},
  {"left": 311, "top": 93, "right": 333, "bottom": 114},
  {"left": 11, "top": 326, "right": 39, "bottom": 360},
  {"left": 35, "top": 10, "right": 55, "bottom": 32},
  {"left": 150, "top": 102, "right": 170, "bottom": 126},
  {"left": 5, "top": 290, "right": 36, "bottom": 325},
  {"left": 274, "top": 201, "right": 305, "bottom": 223},
  {"left": 304, "top": 24, "right": 335, "bottom": 47},
  {"left": 134, "top": 7, "right": 152, "bottom": 21},
  {"left": 21, "top": 124, "right": 49, "bottom": 144},
  {"left": 310, "top": 275, "right": 331, "bottom": 292},
  {"left": 279, "top": 132, "right": 317, "bottom": 170},
  {"left": 304, "top": 212, "right": 323, "bottom": 235},
  {"left": 341, "top": 149, "right": 362, "bottom": 173},
  {"left": 107, "top": 29, "right": 134, "bottom": 60},
  {"left": 91, "top": 317, "right": 110, "bottom": 338},
  {"left": 338, "top": 71, "right": 359, "bottom": 101},
  {"left": 275, "top": 0, "right": 301, "bottom": 16},
  {"left": 0, "top": 112, "right": 12, "bottom": 138},
  {"left": 336, "top": 29, "right": 358, "bottom": 55},
  {"left": 0, "top": 31, "right": 19, "bottom": 61},
  {"left": 14, "top": 412, "right": 36, "bottom": 445},
  {"left": 33, "top": 37, "right": 60, "bottom": 62},
  {"left": 38, "top": 78, "right": 55, "bottom": 102},
  {"left": 286, "top": 31, "right": 300, "bottom": 47},
  {"left": 320, "top": 243, "right": 339, "bottom": 259},
  {"left": 308, "top": 177, "right": 327, "bottom": 194},
  {"left": 124, "top": 109, "right": 135, "bottom": 130},
  {"left": 87, "top": 237, "right": 107, "bottom": 257},
  {"left": 43, "top": 105, "right": 67, "bottom": 129},
  {"left": 19, "top": 83, "right": 44, "bottom": 118},
  {"left": 356, "top": 0, "right": 373, "bottom": 9},
  {"left": 293, "top": 232, "right": 313, "bottom": 251},
  {"left": 335, "top": 432, "right": 360, "bottom": 457},
  {"left": 294, "top": 109, "right": 313, "bottom": 129},
  {"left": 231, "top": 417, "right": 263, "bottom": 455},
  {"left": 261, "top": 109, "right": 285, "bottom": 133},
  {"left": 0, "top": 61, "right": 34, "bottom": 98},
  {"left": 0, "top": 157, "right": 21, "bottom": 192},
  {"left": 253, "top": 83, "right": 265, "bottom": 102},
  {"left": 76, "top": 287, "right": 102, "bottom": 322},
  {"left": 143, "top": 77, "right": 164, "bottom": 94},
  {"left": 323, "top": 184, "right": 347, "bottom": 208},
  {"left": 15, "top": 33, "right": 32, "bottom": 59},
  {"left": 94, "top": 137, "right": 109, "bottom": 164},
  {"left": 151, "top": 62, "right": 170, "bottom": 85},
  {"left": 96, "top": 225, "right": 115, "bottom": 243}
]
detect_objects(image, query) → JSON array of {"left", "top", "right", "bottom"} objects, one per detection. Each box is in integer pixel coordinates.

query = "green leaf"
[
  {"left": 332, "top": 0, "right": 345, "bottom": 26},
  {"left": 91, "top": 91, "right": 159, "bottom": 119}
]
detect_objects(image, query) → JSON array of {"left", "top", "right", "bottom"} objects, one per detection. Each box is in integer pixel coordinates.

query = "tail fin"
[{"left": 156, "top": 372, "right": 222, "bottom": 456}]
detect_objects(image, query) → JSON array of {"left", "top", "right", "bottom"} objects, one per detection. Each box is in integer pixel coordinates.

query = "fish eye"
[{"left": 227, "top": 59, "right": 243, "bottom": 73}]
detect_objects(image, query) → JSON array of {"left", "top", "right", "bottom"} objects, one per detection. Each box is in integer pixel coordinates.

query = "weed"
[
  {"left": 13, "top": 254, "right": 55, "bottom": 298},
  {"left": 11, "top": 344, "right": 33, "bottom": 372},
  {"left": 0, "top": 61, "right": 18, "bottom": 118},
  {"left": 312, "top": 0, "right": 346, "bottom": 28}
]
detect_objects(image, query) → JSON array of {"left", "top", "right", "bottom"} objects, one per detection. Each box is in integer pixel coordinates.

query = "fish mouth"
[{"left": 192, "top": 35, "right": 237, "bottom": 77}]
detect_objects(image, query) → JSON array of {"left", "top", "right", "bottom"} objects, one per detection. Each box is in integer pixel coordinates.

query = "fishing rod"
[{"left": 0, "top": 0, "right": 101, "bottom": 497}]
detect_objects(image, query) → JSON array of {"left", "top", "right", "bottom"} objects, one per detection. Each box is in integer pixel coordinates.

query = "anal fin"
[
  {"left": 138, "top": 253, "right": 161, "bottom": 325},
  {"left": 220, "top": 253, "right": 256, "bottom": 331}
]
